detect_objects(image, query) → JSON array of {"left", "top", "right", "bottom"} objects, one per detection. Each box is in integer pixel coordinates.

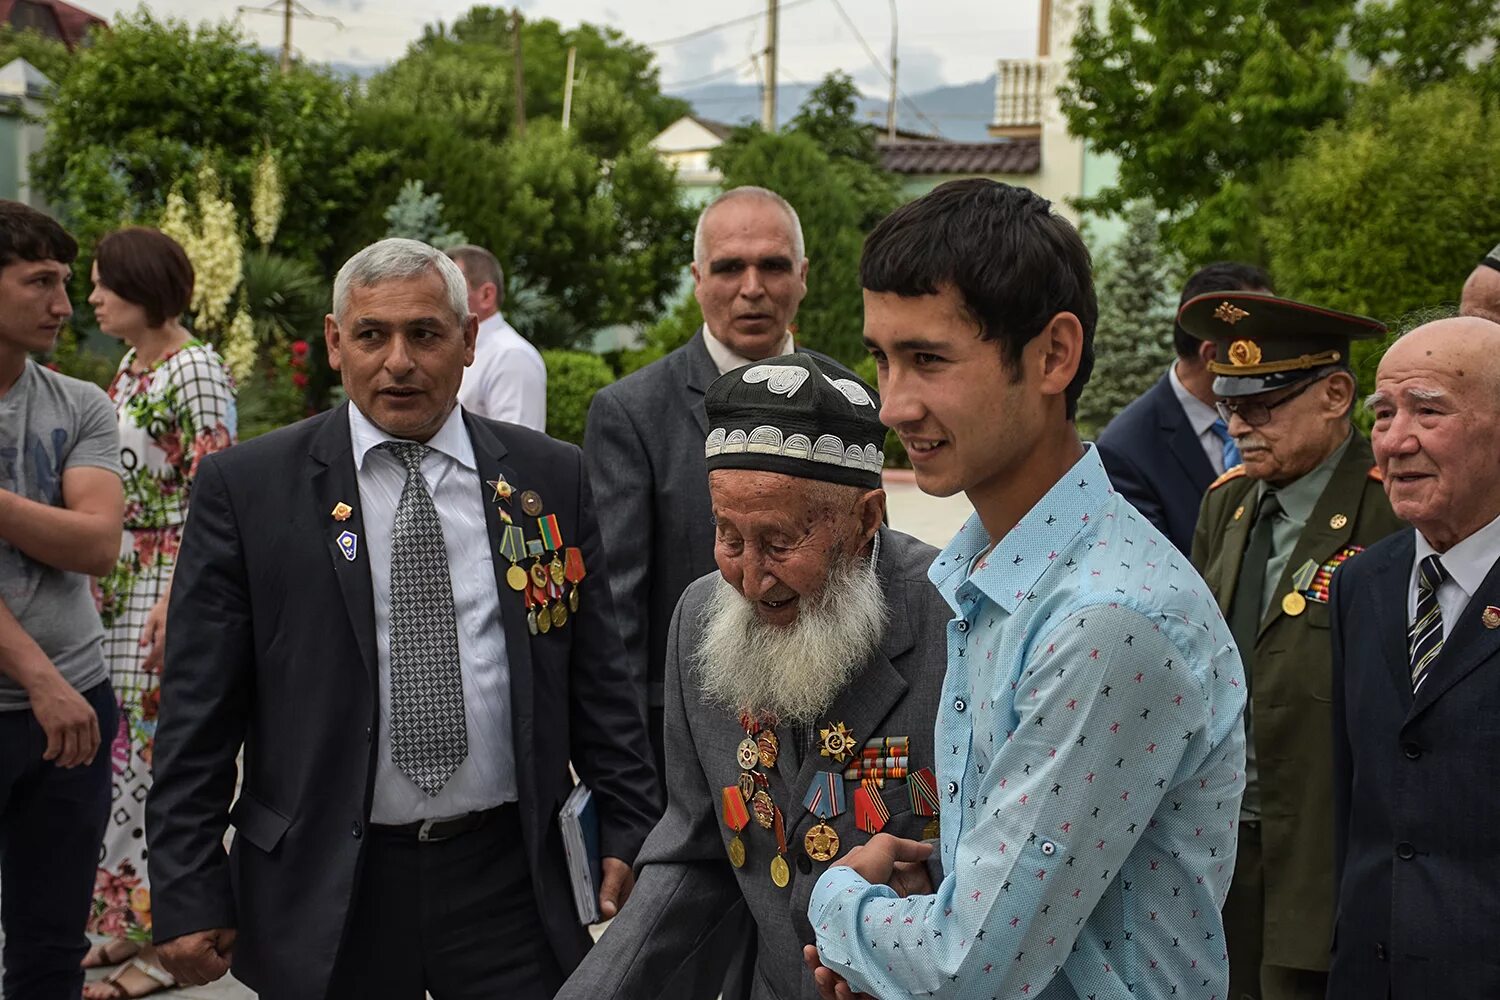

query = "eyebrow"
[
  {"left": 708, "top": 255, "right": 793, "bottom": 273},
  {"left": 864, "top": 335, "right": 952, "bottom": 354},
  {"left": 1364, "top": 387, "right": 1450, "bottom": 409}
]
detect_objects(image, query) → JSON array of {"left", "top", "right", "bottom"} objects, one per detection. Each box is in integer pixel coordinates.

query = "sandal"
[
  {"left": 81, "top": 939, "right": 140, "bottom": 969},
  {"left": 82, "top": 957, "right": 176, "bottom": 1000}
]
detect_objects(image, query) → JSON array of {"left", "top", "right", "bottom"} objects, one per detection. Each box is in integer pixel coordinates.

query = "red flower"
[
  {"left": 292, "top": 372, "right": 309, "bottom": 389},
  {"left": 291, "top": 340, "right": 309, "bottom": 358}
]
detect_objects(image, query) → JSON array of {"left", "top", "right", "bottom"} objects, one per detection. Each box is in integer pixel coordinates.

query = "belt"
[{"left": 370, "top": 805, "right": 505, "bottom": 843}]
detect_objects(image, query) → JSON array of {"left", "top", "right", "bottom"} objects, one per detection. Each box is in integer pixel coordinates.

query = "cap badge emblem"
[
  {"left": 1215, "top": 301, "right": 1251, "bottom": 325},
  {"left": 1228, "top": 339, "right": 1262, "bottom": 367}
]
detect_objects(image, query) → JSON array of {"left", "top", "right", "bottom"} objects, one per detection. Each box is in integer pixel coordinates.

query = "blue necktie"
[{"left": 1211, "top": 418, "right": 1241, "bottom": 470}]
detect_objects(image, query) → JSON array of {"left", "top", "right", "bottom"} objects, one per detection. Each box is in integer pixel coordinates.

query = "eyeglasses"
[{"left": 1215, "top": 376, "right": 1323, "bottom": 428}]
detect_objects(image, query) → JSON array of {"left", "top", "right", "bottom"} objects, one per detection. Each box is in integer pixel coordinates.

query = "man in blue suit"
[{"left": 1097, "top": 262, "right": 1272, "bottom": 553}]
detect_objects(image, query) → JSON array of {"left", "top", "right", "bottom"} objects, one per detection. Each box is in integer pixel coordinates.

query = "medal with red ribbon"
[
  {"left": 852, "top": 778, "right": 891, "bottom": 834},
  {"left": 722, "top": 786, "right": 750, "bottom": 868},
  {"left": 909, "top": 766, "right": 942, "bottom": 840}
]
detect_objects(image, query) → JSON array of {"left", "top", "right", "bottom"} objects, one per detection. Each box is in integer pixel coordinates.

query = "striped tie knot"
[{"left": 1418, "top": 554, "right": 1448, "bottom": 594}]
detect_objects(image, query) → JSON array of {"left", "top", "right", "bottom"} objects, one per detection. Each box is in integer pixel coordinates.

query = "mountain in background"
[{"left": 668, "top": 74, "right": 997, "bottom": 142}]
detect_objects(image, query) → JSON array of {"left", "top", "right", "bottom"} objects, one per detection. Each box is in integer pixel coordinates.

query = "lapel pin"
[
  {"left": 337, "top": 530, "right": 358, "bottom": 562},
  {"left": 331, "top": 501, "right": 353, "bottom": 522},
  {"left": 1329, "top": 513, "right": 1348, "bottom": 530},
  {"left": 1233, "top": 505, "right": 1245, "bottom": 521},
  {"left": 487, "top": 477, "right": 513, "bottom": 502},
  {"left": 519, "top": 489, "right": 544, "bottom": 517},
  {"left": 1483, "top": 606, "right": 1500, "bottom": 630}
]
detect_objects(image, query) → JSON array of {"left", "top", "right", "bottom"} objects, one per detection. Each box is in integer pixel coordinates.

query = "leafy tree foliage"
[
  {"left": 0, "top": 25, "right": 73, "bottom": 84},
  {"left": 542, "top": 349, "right": 614, "bottom": 445},
  {"left": 1349, "top": 0, "right": 1500, "bottom": 88}
]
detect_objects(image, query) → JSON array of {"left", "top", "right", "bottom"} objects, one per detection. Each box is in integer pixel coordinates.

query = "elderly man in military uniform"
[
  {"left": 555, "top": 354, "right": 950, "bottom": 1000},
  {"left": 1184, "top": 292, "right": 1405, "bottom": 1000}
]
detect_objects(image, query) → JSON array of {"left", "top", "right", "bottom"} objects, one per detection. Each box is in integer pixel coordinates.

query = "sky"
[{"left": 86, "top": 0, "right": 1044, "bottom": 95}]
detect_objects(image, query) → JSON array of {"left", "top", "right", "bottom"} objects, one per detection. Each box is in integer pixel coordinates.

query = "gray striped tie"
[
  {"left": 1409, "top": 554, "right": 1448, "bottom": 691},
  {"left": 381, "top": 440, "right": 469, "bottom": 795}
]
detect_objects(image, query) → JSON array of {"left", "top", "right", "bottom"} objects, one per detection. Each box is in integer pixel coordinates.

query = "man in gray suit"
[
  {"left": 559, "top": 355, "right": 950, "bottom": 1000},
  {"left": 583, "top": 185, "right": 811, "bottom": 777}
]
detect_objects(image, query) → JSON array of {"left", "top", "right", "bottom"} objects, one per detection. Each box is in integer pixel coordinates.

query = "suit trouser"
[
  {"left": 327, "top": 803, "right": 564, "bottom": 1000},
  {"left": 0, "top": 680, "right": 116, "bottom": 1000},
  {"left": 1223, "top": 820, "right": 1329, "bottom": 1000}
]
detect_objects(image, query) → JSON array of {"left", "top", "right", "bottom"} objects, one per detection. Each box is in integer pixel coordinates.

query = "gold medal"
[
  {"left": 551, "top": 602, "right": 567, "bottom": 628},
  {"left": 922, "top": 819, "right": 941, "bottom": 841},
  {"left": 550, "top": 557, "right": 566, "bottom": 585},
  {"left": 770, "top": 854, "right": 790, "bottom": 888},
  {"left": 1282, "top": 592, "right": 1307, "bottom": 617},
  {"left": 737, "top": 772, "right": 756, "bottom": 801},
  {"left": 818, "top": 721, "right": 857, "bottom": 763},
  {"left": 751, "top": 790, "right": 775, "bottom": 829},
  {"left": 526, "top": 609, "right": 538, "bottom": 636},
  {"left": 569, "top": 587, "right": 580, "bottom": 612},
  {"left": 530, "top": 561, "right": 549, "bottom": 589},
  {"left": 804, "top": 821, "right": 840, "bottom": 862},
  {"left": 1483, "top": 606, "right": 1500, "bottom": 630},
  {"left": 757, "top": 730, "right": 779, "bottom": 769},
  {"left": 728, "top": 835, "right": 746, "bottom": 869},
  {"left": 737, "top": 738, "right": 760, "bottom": 770},
  {"left": 506, "top": 565, "right": 528, "bottom": 591},
  {"left": 537, "top": 606, "right": 552, "bottom": 634}
]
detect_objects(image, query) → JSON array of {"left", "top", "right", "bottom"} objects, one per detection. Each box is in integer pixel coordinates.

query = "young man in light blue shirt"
[{"left": 805, "top": 180, "right": 1247, "bottom": 1000}]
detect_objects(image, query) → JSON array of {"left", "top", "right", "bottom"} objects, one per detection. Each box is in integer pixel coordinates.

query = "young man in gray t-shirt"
[{"left": 0, "top": 200, "right": 124, "bottom": 997}]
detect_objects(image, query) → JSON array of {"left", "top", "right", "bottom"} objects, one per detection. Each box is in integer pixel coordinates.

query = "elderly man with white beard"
[{"left": 555, "top": 354, "right": 951, "bottom": 1000}]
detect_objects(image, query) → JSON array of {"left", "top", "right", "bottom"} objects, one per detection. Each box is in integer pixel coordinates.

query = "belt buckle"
[{"left": 417, "top": 818, "right": 441, "bottom": 843}]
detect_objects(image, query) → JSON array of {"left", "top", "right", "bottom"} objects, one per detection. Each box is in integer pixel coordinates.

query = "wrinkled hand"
[
  {"left": 834, "top": 833, "right": 933, "bottom": 889},
  {"left": 597, "top": 856, "right": 634, "bottom": 920},
  {"left": 803, "top": 945, "right": 874, "bottom": 1000},
  {"left": 889, "top": 858, "right": 934, "bottom": 899},
  {"left": 139, "top": 594, "right": 169, "bottom": 675},
  {"left": 29, "top": 671, "right": 100, "bottom": 768},
  {"left": 157, "top": 928, "right": 236, "bottom": 987}
]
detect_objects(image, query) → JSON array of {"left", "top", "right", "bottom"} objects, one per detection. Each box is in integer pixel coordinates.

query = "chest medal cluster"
[{"left": 488, "top": 477, "right": 587, "bottom": 635}]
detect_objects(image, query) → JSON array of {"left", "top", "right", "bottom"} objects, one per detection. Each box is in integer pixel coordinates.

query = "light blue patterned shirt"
[{"left": 810, "top": 445, "right": 1246, "bottom": 999}]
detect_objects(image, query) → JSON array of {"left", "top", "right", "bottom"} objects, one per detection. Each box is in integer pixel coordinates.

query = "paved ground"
[{"left": 12, "top": 474, "right": 970, "bottom": 999}]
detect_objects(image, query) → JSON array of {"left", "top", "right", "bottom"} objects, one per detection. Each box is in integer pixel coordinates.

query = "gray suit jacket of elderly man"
[{"left": 555, "top": 526, "right": 950, "bottom": 1000}]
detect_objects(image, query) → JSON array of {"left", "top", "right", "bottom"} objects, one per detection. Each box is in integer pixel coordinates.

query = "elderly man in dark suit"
[
  {"left": 1330, "top": 315, "right": 1500, "bottom": 999},
  {"left": 560, "top": 355, "right": 948, "bottom": 1000},
  {"left": 145, "top": 238, "right": 658, "bottom": 1000},
  {"left": 1097, "top": 262, "right": 1272, "bottom": 554}
]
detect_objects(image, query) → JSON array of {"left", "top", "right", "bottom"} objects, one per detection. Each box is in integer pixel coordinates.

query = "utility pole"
[
  {"left": 281, "top": 0, "right": 293, "bottom": 73},
  {"left": 512, "top": 8, "right": 527, "bottom": 136},
  {"left": 761, "top": 0, "right": 778, "bottom": 131},
  {"left": 562, "top": 45, "right": 577, "bottom": 130},
  {"left": 236, "top": 0, "right": 343, "bottom": 75},
  {"left": 886, "top": 0, "right": 898, "bottom": 138}
]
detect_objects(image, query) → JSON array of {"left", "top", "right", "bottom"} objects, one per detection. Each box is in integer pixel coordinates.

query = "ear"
[
  {"left": 1197, "top": 339, "right": 1217, "bottom": 366},
  {"left": 855, "top": 488, "right": 886, "bottom": 550},
  {"left": 1034, "top": 311, "right": 1085, "bottom": 399},
  {"left": 463, "top": 312, "right": 479, "bottom": 367},
  {"left": 1324, "top": 370, "right": 1356, "bottom": 416},
  {"left": 323, "top": 313, "right": 343, "bottom": 372},
  {"left": 690, "top": 260, "right": 703, "bottom": 287}
]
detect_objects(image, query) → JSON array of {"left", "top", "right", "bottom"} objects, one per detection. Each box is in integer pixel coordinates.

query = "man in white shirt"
[
  {"left": 447, "top": 244, "right": 548, "bottom": 430},
  {"left": 1330, "top": 315, "right": 1500, "bottom": 999}
]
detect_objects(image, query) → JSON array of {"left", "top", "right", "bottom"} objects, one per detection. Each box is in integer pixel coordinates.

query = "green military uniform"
[{"left": 1180, "top": 291, "right": 1404, "bottom": 1000}]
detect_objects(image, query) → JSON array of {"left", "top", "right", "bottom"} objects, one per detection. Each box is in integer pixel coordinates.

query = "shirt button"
[
  {"left": 954, "top": 698, "right": 967, "bottom": 713},
  {"left": 946, "top": 781, "right": 959, "bottom": 796},
  {"left": 956, "top": 620, "right": 969, "bottom": 633},
  {"left": 1040, "top": 841, "right": 1057, "bottom": 856},
  {"left": 351, "top": 821, "right": 363, "bottom": 840},
  {"left": 1396, "top": 842, "right": 1416, "bottom": 861},
  {"left": 1402, "top": 742, "right": 1422, "bottom": 760}
]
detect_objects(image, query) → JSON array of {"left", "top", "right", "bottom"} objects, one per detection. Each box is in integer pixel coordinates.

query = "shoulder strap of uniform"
[{"left": 1208, "top": 464, "right": 1247, "bottom": 491}]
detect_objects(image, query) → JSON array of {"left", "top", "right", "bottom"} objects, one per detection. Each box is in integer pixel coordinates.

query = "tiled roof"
[
  {"left": 878, "top": 138, "right": 1041, "bottom": 176},
  {"left": 1, "top": 0, "right": 108, "bottom": 50}
]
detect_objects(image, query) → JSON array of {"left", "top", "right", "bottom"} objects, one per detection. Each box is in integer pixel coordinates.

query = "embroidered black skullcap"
[
  {"left": 1177, "top": 291, "right": 1386, "bottom": 398},
  {"left": 704, "top": 355, "right": 885, "bottom": 489}
]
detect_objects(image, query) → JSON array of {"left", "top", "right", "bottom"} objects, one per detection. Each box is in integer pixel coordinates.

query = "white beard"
[{"left": 692, "top": 550, "right": 888, "bottom": 726}]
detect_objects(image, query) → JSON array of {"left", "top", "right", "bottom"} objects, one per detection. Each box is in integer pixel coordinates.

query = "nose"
[
  {"left": 1378, "top": 410, "right": 1421, "bottom": 456},
  {"left": 739, "top": 266, "right": 766, "bottom": 299},
  {"left": 878, "top": 365, "right": 923, "bottom": 431},
  {"left": 1225, "top": 409, "right": 1254, "bottom": 439},
  {"left": 53, "top": 285, "right": 73, "bottom": 320},
  {"left": 735, "top": 549, "right": 780, "bottom": 602},
  {"left": 384, "top": 333, "right": 416, "bottom": 375}
]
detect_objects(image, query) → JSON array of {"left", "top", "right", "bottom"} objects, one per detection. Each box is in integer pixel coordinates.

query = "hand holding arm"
[{"left": 0, "top": 600, "right": 100, "bottom": 766}]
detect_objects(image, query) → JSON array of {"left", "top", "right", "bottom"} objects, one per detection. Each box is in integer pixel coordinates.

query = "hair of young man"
[
  {"left": 1171, "top": 261, "right": 1275, "bottom": 359},
  {"left": 446, "top": 244, "right": 505, "bottom": 308},
  {"left": 859, "top": 178, "right": 1097, "bottom": 420},
  {"left": 0, "top": 200, "right": 78, "bottom": 270},
  {"left": 94, "top": 227, "right": 195, "bottom": 328}
]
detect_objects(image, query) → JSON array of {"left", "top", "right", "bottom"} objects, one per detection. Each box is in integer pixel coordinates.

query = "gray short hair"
[
  {"left": 446, "top": 244, "right": 505, "bottom": 304},
  {"left": 693, "top": 186, "right": 805, "bottom": 267},
  {"left": 332, "top": 238, "right": 469, "bottom": 325}
]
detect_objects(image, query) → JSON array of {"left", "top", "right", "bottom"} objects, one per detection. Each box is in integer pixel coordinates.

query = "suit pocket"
[{"left": 229, "top": 793, "right": 293, "bottom": 854}]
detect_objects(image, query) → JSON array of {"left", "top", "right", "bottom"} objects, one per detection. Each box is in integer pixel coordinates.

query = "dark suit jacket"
[
  {"left": 1097, "top": 371, "right": 1216, "bottom": 555},
  {"left": 555, "top": 528, "right": 949, "bottom": 1000},
  {"left": 1192, "top": 433, "right": 1403, "bottom": 972},
  {"left": 145, "top": 404, "right": 660, "bottom": 1000},
  {"left": 1329, "top": 529, "right": 1500, "bottom": 999}
]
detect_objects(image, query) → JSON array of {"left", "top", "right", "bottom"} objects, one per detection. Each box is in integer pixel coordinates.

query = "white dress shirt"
[
  {"left": 701, "top": 325, "right": 795, "bottom": 376},
  {"left": 1407, "top": 510, "right": 1500, "bottom": 642},
  {"left": 456, "top": 311, "right": 548, "bottom": 431},
  {"left": 1168, "top": 360, "right": 1226, "bottom": 475},
  {"left": 349, "top": 403, "right": 518, "bottom": 823}
]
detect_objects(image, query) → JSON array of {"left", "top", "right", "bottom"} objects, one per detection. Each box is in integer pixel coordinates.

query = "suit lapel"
[
  {"left": 462, "top": 412, "right": 537, "bottom": 773},
  {"left": 1368, "top": 533, "right": 1417, "bottom": 711},
  {"left": 1410, "top": 551, "right": 1500, "bottom": 717},
  {"left": 679, "top": 329, "right": 717, "bottom": 437},
  {"left": 308, "top": 404, "right": 378, "bottom": 688},
  {"left": 1258, "top": 436, "right": 1370, "bottom": 637},
  {"left": 1155, "top": 377, "right": 1215, "bottom": 488}
]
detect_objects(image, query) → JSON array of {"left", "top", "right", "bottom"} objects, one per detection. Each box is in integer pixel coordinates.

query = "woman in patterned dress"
[{"left": 82, "top": 228, "right": 236, "bottom": 998}]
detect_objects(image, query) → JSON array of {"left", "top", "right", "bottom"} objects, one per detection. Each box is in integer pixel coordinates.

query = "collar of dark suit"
[
  {"left": 309, "top": 401, "right": 509, "bottom": 468},
  {"left": 678, "top": 327, "right": 721, "bottom": 396}
]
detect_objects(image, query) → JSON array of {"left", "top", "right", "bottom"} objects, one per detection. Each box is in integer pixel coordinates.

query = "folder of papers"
[{"left": 560, "top": 782, "right": 601, "bottom": 924}]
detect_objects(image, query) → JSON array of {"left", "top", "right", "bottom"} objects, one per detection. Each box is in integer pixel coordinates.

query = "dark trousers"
[
  {"left": 1223, "top": 820, "right": 1329, "bottom": 1000},
  {"left": 0, "top": 680, "right": 116, "bottom": 1000},
  {"left": 327, "top": 803, "right": 564, "bottom": 1000}
]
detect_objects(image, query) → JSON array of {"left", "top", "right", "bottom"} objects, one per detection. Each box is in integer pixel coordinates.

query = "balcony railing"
[{"left": 992, "top": 59, "right": 1047, "bottom": 133}]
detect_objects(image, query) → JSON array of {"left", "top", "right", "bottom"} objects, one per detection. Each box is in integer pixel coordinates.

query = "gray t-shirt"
[{"left": 0, "top": 360, "right": 121, "bottom": 710}]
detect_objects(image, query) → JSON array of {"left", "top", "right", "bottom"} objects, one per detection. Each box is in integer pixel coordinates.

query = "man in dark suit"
[
  {"left": 145, "top": 239, "right": 659, "bottom": 1000},
  {"left": 1330, "top": 315, "right": 1500, "bottom": 999},
  {"left": 1097, "top": 262, "right": 1273, "bottom": 553},
  {"left": 1182, "top": 292, "right": 1401, "bottom": 1000}
]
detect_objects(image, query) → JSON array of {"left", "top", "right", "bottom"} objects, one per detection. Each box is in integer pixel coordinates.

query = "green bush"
[{"left": 543, "top": 350, "right": 614, "bottom": 446}]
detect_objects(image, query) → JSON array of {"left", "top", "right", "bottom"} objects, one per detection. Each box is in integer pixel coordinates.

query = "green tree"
[
  {"left": 1350, "top": 0, "right": 1500, "bottom": 88},
  {"left": 0, "top": 25, "right": 73, "bottom": 83},
  {"left": 383, "top": 179, "right": 467, "bottom": 249},
  {"left": 542, "top": 349, "right": 614, "bottom": 445},
  {"left": 1076, "top": 202, "right": 1180, "bottom": 435},
  {"left": 33, "top": 11, "right": 362, "bottom": 266},
  {"left": 1261, "top": 82, "right": 1500, "bottom": 346}
]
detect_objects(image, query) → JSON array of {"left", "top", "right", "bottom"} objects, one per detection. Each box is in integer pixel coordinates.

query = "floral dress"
[{"left": 90, "top": 340, "right": 236, "bottom": 941}]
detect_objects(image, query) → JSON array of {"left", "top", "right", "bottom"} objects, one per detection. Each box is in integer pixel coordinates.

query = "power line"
[
  {"left": 824, "top": 0, "right": 945, "bottom": 137},
  {"left": 647, "top": 0, "right": 815, "bottom": 48},
  {"left": 662, "top": 54, "right": 761, "bottom": 90}
]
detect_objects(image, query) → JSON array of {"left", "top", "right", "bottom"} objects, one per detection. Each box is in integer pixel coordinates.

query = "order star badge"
[
  {"left": 818, "top": 721, "right": 857, "bottom": 764},
  {"left": 487, "top": 477, "right": 514, "bottom": 502}
]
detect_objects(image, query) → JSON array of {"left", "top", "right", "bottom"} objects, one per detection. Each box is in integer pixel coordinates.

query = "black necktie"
[
  {"left": 1228, "top": 492, "right": 1282, "bottom": 686},
  {"left": 1409, "top": 554, "right": 1449, "bottom": 691}
]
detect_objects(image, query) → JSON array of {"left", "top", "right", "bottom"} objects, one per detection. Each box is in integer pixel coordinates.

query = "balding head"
[
  {"left": 1461, "top": 263, "right": 1500, "bottom": 325},
  {"left": 1368, "top": 316, "right": 1500, "bottom": 550}
]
